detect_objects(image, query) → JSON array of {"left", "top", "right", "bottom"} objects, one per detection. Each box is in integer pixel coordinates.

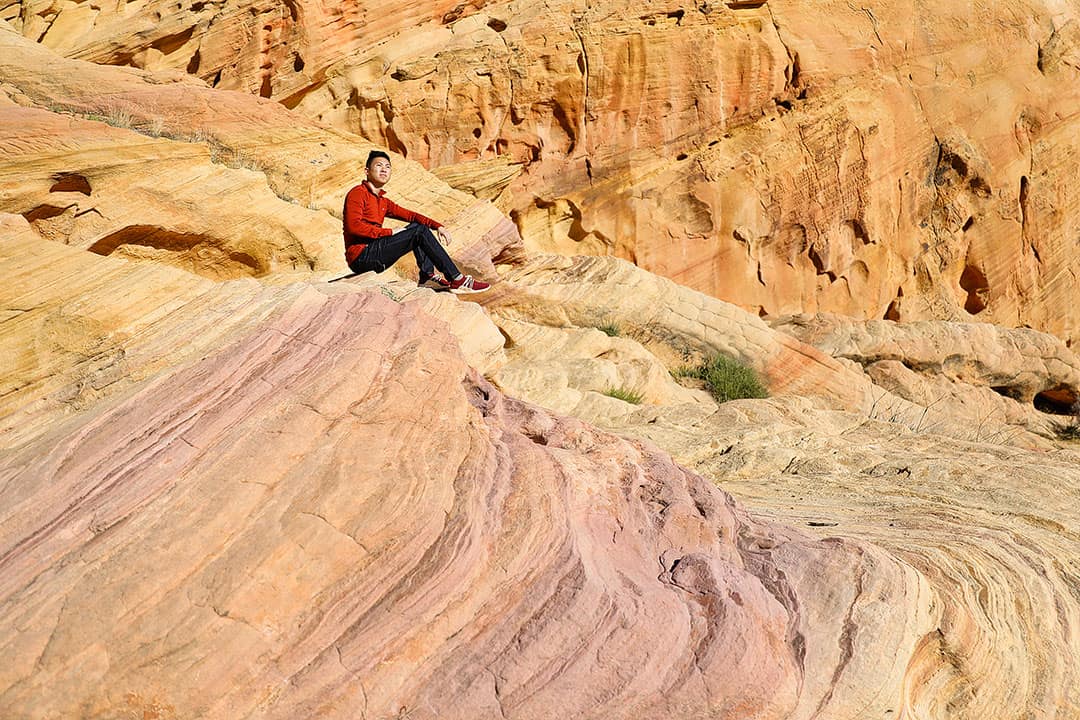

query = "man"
[{"left": 342, "top": 150, "right": 490, "bottom": 294}]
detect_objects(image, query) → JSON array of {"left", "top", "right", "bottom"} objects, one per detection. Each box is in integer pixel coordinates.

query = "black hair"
[{"left": 366, "top": 150, "right": 391, "bottom": 168}]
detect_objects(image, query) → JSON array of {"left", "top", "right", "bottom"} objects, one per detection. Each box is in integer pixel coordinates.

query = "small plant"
[
  {"left": 595, "top": 321, "right": 620, "bottom": 337},
  {"left": 669, "top": 364, "right": 698, "bottom": 380},
  {"left": 674, "top": 353, "right": 768, "bottom": 403},
  {"left": 377, "top": 285, "right": 402, "bottom": 303},
  {"left": 1055, "top": 402, "right": 1080, "bottom": 441},
  {"left": 602, "top": 386, "right": 643, "bottom": 404}
]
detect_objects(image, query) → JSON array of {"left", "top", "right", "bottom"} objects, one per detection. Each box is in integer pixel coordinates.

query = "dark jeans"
[{"left": 348, "top": 222, "right": 460, "bottom": 279}]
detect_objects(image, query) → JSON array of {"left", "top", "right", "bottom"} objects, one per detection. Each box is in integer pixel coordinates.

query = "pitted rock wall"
[{"left": 8, "top": 1, "right": 1080, "bottom": 343}]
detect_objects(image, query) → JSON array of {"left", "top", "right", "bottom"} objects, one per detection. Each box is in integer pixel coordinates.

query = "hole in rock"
[
  {"left": 87, "top": 225, "right": 263, "bottom": 279},
  {"left": 487, "top": 17, "right": 507, "bottom": 32},
  {"left": 992, "top": 385, "right": 1021, "bottom": 400},
  {"left": 23, "top": 205, "right": 70, "bottom": 223},
  {"left": 934, "top": 147, "right": 970, "bottom": 186},
  {"left": 883, "top": 300, "right": 900, "bottom": 321},
  {"left": 186, "top": 49, "right": 201, "bottom": 74},
  {"left": 884, "top": 287, "right": 903, "bottom": 321},
  {"left": 259, "top": 74, "right": 273, "bottom": 98},
  {"left": 948, "top": 152, "right": 968, "bottom": 177},
  {"left": 472, "top": 127, "right": 482, "bottom": 139},
  {"left": 962, "top": 216, "right": 974, "bottom": 232},
  {"left": 151, "top": 26, "right": 195, "bottom": 56},
  {"left": 676, "top": 152, "right": 688, "bottom": 160},
  {"left": 959, "top": 264, "right": 989, "bottom": 314},
  {"left": 442, "top": 4, "right": 466, "bottom": 23},
  {"left": 808, "top": 243, "right": 831, "bottom": 277},
  {"left": 1034, "top": 388, "right": 1078, "bottom": 415},
  {"left": 524, "top": 430, "right": 549, "bottom": 446},
  {"left": 293, "top": 53, "right": 305, "bottom": 72},
  {"left": 846, "top": 218, "right": 870, "bottom": 244},
  {"left": 969, "top": 176, "right": 992, "bottom": 198},
  {"left": 50, "top": 174, "right": 91, "bottom": 195}
]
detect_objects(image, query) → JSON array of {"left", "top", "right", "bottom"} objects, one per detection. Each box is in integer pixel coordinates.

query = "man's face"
[{"left": 367, "top": 158, "right": 392, "bottom": 187}]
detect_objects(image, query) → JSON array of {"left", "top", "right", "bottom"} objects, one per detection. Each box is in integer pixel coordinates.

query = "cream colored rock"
[
  {"left": 771, "top": 312, "right": 1080, "bottom": 437},
  {"left": 490, "top": 317, "right": 714, "bottom": 424},
  {"left": 488, "top": 255, "right": 963, "bottom": 425},
  {"left": 0, "top": 24, "right": 522, "bottom": 280},
  {"left": 0, "top": 222, "right": 932, "bottom": 719},
  {"left": 5, "top": 8, "right": 1080, "bottom": 718},
  {"left": 12, "top": 1, "right": 1080, "bottom": 340},
  {"left": 10, "top": 0, "right": 1080, "bottom": 339},
  {"left": 0, "top": 217, "right": 505, "bottom": 449},
  {"left": 614, "top": 396, "right": 1080, "bottom": 720}
]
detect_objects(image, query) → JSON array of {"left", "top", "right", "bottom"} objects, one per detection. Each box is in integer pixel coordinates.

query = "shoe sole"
[{"left": 450, "top": 286, "right": 489, "bottom": 294}]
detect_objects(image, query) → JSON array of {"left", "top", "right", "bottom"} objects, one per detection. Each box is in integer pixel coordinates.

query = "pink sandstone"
[{"left": 0, "top": 267, "right": 929, "bottom": 719}]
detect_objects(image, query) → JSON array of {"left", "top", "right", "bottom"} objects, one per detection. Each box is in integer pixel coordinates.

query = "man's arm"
[{"left": 343, "top": 187, "right": 393, "bottom": 239}]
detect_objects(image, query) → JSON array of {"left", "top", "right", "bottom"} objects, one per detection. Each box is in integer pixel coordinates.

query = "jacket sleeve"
[
  {"left": 343, "top": 187, "right": 393, "bottom": 239},
  {"left": 385, "top": 199, "right": 443, "bottom": 229}
]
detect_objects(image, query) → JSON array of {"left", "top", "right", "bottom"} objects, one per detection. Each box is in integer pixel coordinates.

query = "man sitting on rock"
[{"left": 342, "top": 150, "right": 490, "bottom": 294}]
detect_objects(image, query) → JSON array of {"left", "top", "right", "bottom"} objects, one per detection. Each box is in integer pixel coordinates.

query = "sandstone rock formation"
[
  {"left": 772, "top": 312, "right": 1080, "bottom": 432},
  {"left": 0, "top": 23, "right": 521, "bottom": 281},
  {"left": 5, "top": 8, "right": 1080, "bottom": 720},
  {"left": 14, "top": 0, "right": 1079, "bottom": 343},
  {"left": 481, "top": 257, "right": 1080, "bottom": 719},
  {"left": 2, "top": 223, "right": 936, "bottom": 719}
]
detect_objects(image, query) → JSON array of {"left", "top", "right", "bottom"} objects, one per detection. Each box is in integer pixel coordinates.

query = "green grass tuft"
[
  {"left": 673, "top": 354, "right": 768, "bottom": 403},
  {"left": 596, "top": 322, "right": 621, "bottom": 337},
  {"left": 602, "top": 386, "right": 643, "bottom": 404},
  {"left": 1056, "top": 420, "right": 1080, "bottom": 442}
]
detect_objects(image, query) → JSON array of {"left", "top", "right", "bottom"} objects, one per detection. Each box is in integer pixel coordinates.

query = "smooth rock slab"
[{"left": 0, "top": 282, "right": 929, "bottom": 719}]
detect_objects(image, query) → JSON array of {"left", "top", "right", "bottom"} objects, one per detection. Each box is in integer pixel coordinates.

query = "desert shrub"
[
  {"left": 1056, "top": 403, "right": 1080, "bottom": 441},
  {"left": 676, "top": 354, "right": 768, "bottom": 403},
  {"left": 595, "top": 321, "right": 620, "bottom": 337},
  {"left": 602, "top": 386, "right": 643, "bottom": 404}
]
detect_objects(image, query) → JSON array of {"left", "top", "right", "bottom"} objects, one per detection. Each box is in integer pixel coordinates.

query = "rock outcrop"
[
  {"left": 5, "top": 9, "right": 1080, "bottom": 720},
  {"left": 1, "top": 226, "right": 934, "bottom": 719},
  {"left": 11, "top": 0, "right": 1080, "bottom": 343},
  {"left": 0, "top": 23, "right": 521, "bottom": 281}
]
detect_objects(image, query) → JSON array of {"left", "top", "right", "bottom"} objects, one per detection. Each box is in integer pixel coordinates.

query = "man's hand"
[{"left": 437, "top": 226, "right": 453, "bottom": 246}]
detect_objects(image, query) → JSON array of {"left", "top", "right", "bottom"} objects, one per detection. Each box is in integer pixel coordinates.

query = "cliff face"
[
  {"left": 9, "top": 0, "right": 1080, "bottom": 343},
  {"left": 5, "top": 8, "right": 1080, "bottom": 720}
]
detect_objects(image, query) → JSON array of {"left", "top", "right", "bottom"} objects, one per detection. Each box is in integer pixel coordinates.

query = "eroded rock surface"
[
  {"left": 4, "top": 9, "right": 1080, "bottom": 720},
  {"left": 0, "top": 24, "right": 521, "bottom": 280},
  {"left": 17, "top": 0, "right": 1080, "bottom": 342},
  {"left": 0, "top": 235, "right": 931, "bottom": 719}
]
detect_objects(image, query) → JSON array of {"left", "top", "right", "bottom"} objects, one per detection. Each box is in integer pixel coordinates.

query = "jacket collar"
[{"left": 364, "top": 181, "right": 386, "bottom": 197}]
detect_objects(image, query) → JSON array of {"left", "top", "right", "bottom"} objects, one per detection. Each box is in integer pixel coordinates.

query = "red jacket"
[{"left": 342, "top": 182, "right": 442, "bottom": 265}]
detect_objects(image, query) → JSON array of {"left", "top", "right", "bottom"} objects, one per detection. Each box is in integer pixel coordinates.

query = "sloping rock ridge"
[{"left": 3, "top": 8, "right": 1080, "bottom": 720}]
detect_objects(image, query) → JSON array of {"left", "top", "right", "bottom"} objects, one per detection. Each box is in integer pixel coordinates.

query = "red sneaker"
[
  {"left": 418, "top": 272, "right": 451, "bottom": 290},
  {"left": 449, "top": 274, "right": 490, "bottom": 294}
]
